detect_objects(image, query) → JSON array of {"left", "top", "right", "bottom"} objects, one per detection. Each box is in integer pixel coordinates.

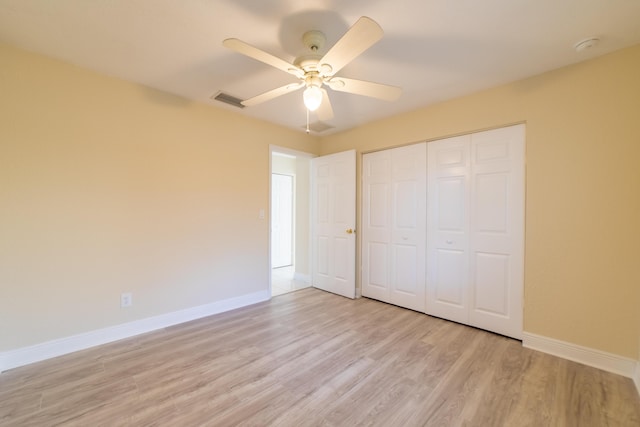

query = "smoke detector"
[{"left": 574, "top": 37, "right": 600, "bottom": 53}]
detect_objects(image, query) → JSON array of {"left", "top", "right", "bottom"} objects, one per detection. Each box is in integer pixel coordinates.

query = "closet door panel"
[
  {"left": 469, "top": 125, "right": 525, "bottom": 339},
  {"left": 367, "top": 242, "right": 388, "bottom": 289},
  {"left": 473, "top": 252, "right": 509, "bottom": 314},
  {"left": 362, "top": 143, "right": 426, "bottom": 311},
  {"left": 433, "top": 248, "right": 466, "bottom": 306},
  {"left": 390, "top": 143, "right": 426, "bottom": 311},
  {"left": 362, "top": 151, "right": 392, "bottom": 302},
  {"left": 393, "top": 245, "right": 418, "bottom": 293},
  {"left": 427, "top": 126, "right": 524, "bottom": 339},
  {"left": 426, "top": 136, "right": 470, "bottom": 322}
]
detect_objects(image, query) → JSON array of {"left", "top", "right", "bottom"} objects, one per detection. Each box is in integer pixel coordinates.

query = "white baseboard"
[
  {"left": 634, "top": 361, "right": 640, "bottom": 397},
  {"left": 522, "top": 332, "right": 637, "bottom": 379},
  {"left": 293, "top": 272, "right": 311, "bottom": 283},
  {"left": 0, "top": 290, "right": 269, "bottom": 373}
]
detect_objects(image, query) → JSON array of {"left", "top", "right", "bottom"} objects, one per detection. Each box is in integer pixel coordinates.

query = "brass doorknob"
[{"left": 346, "top": 228, "right": 355, "bottom": 234}]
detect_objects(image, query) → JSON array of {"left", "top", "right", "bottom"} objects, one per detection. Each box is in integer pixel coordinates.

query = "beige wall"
[
  {"left": 2, "top": 38, "right": 639, "bottom": 362},
  {"left": 320, "top": 44, "right": 640, "bottom": 359},
  {"left": 0, "top": 42, "right": 319, "bottom": 351}
]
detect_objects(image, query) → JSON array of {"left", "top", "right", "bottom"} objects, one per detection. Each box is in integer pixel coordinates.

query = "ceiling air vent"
[
  {"left": 303, "top": 121, "right": 334, "bottom": 133},
  {"left": 211, "top": 91, "right": 245, "bottom": 109}
]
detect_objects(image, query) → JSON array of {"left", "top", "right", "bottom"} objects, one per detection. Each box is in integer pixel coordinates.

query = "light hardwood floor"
[
  {"left": 272, "top": 266, "right": 310, "bottom": 297},
  {"left": 2, "top": 288, "right": 639, "bottom": 426}
]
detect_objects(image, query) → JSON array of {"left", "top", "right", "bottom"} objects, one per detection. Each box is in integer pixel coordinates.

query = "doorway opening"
[
  {"left": 271, "top": 173, "right": 294, "bottom": 269},
  {"left": 270, "top": 149, "right": 312, "bottom": 296}
]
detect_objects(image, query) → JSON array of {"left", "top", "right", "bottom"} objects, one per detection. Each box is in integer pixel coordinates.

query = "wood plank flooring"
[{"left": 1, "top": 288, "right": 639, "bottom": 426}]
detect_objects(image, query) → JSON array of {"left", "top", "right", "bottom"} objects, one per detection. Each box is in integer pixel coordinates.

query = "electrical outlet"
[{"left": 120, "top": 292, "right": 132, "bottom": 308}]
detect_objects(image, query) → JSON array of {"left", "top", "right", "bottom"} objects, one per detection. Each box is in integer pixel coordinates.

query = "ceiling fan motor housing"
[
  {"left": 294, "top": 55, "right": 322, "bottom": 72},
  {"left": 305, "top": 73, "right": 323, "bottom": 88}
]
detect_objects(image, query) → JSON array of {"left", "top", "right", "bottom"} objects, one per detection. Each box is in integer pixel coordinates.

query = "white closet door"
[
  {"left": 362, "top": 143, "right": 426, "bottom": 312},
  {"left": 468, "top": 125, "right": 525, "bottom": 339},
  {"left": 389, "top": 144, "right": 426, "bottom": 311},
  {"left": 362, "top": 150, "right": 392, "bottom": 302},
  {"left": 426, "top": 125, "right": 525, "bottom": 339},
  {"left": 426, "top": 135, "right": 471, "bottom": 323}
]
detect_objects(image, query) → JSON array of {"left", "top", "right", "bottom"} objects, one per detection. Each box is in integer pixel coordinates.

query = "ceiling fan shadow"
[
  {"left": 226, "top": 0, "right": 289, "bottom": 21},
  {"left": 136, "top": 85, "right": 194, "bottom": 108},
  {"left": 277, "top": 9, "right": 349, "bottom": 57},
  {"left": 212, "top": 52, "right": 284, "bottom": 85},
  {"left": 370, "top": 34, "right": 503, "bottom": 72}
]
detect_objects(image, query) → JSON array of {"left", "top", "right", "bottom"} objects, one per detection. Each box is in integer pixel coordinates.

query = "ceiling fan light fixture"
[{"left": 303, "top": 85, "right": 323, "bottom": 111}]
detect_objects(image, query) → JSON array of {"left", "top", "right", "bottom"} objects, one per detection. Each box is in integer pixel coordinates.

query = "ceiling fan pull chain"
[{"left": 306, "top": 108, "right": 310, "bottom": 134}]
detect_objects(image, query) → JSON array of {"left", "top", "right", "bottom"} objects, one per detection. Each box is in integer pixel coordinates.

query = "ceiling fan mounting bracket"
[{"left": 302, "top": 30, "right": 326, "bottom": 52}]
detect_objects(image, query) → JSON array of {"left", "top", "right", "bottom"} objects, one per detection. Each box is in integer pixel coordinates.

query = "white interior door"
[
  {"left": 311, "top": 150, "right": 356, "bottom": 299},
  {"left": 362, "top": 143, "right": 426, "bottom": 311},
  {"left": 271, "top": 173, "right": 294, "bottom": 268}
]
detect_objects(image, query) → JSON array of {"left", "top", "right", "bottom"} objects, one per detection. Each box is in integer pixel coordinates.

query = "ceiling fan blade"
[
  {"left": 316, "top": 89, "right": 334, "bottom": 121},
  {"left": 223, "top": 38, "right": 303, "bottom": 77},
  {"left": 242, "top": 82, "right": 304, "bottom": 107},
  {"left": 319, "top": 16, "right": 383, "bottom": 77},
  {"left": 327, "top": 77, "right": 402, "bottom": 101}
]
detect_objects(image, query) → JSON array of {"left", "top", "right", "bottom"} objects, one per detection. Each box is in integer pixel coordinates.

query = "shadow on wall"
[{"left": 138, "top": 86, "right": 194, "bottom": 107}]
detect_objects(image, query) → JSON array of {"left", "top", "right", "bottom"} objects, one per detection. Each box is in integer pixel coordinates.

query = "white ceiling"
[{"left": 1, "top": 1, "right": 639, "bottom": 135}]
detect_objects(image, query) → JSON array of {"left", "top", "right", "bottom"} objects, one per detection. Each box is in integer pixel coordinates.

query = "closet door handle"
[{"left": 346, "top": 228, "right": 355, "bottom": 234}]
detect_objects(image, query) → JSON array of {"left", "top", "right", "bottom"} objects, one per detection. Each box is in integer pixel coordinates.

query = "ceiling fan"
[{"left": 222, "top": 16, "right": 402, "bottom": 121}]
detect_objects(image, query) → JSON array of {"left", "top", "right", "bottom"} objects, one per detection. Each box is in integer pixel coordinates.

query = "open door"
[{"left": 311, "top": 150, "right": 356, "bottom": 299}]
